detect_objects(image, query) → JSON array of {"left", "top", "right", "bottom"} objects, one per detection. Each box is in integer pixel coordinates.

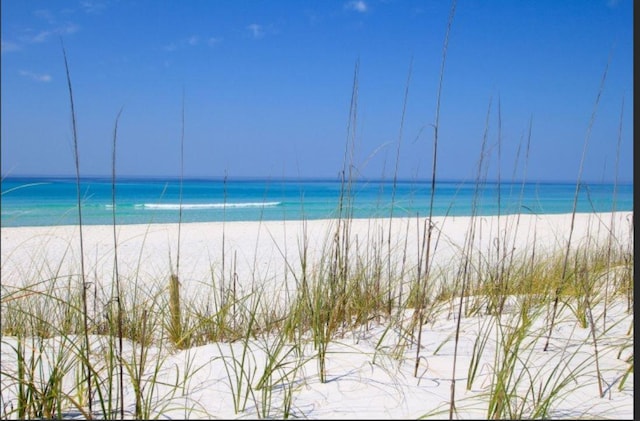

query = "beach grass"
[{"left": 0, "top": 208, "right": 633, "bottom": 419}]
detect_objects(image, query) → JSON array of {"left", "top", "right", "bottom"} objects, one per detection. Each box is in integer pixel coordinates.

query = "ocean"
[{"left": 0, "top": 177, "right": 633, "bottom": 227}]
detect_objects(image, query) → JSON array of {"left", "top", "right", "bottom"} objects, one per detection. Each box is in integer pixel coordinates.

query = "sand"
[
  {"left": 2, "top": 212, "right": 632, "bottom": 294},
  {"left": 0, "top": 211, "right": 634, "bottom": 419}
]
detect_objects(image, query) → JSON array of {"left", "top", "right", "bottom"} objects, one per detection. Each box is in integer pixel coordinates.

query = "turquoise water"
[{"left": 0, "top": 177, "right": 633, "bottom": 227}]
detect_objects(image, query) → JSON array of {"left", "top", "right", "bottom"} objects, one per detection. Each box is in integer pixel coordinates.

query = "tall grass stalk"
[
  {"left": 216, "top": 293, "right": 261, "bottom": 414},
  {"left": 221, "top": 171, "right": 228, "bottom": 313},
  {"left": 387, "top": 56, "right": 413, "bottom": 316},
  {"left": 254, "top": 328, "right": 307, "bottom": 419},
  {"left": 449, "top": 94, "right": 491, "bottom": 419},
  {"left": 544, "top": 53, "right": 611, "bottom": 351},
  {"left": 61, "top": 40, "right": 92, "bottom": 417},
  {"left": 14, "top": 335, "right": 59, "bottom": 418},
  {"left": 624, "top": 214, "right": 633, "bottom": 312},
  {"left": 511, "top": 116, "right": 534, "bottom": 312},
  {"left": 486, "top": 310, "right": 531, "bottom": 419},
  {"left": 492, "top": 96, "right": 508, "bottom": 316},
  {"left": 603, "top": 94, "right": 624, "bottom": 329},
  {"left": 109, "top": 106, "right": 125, "bottom": 420},
  {"left": 169, "top": 89, "right": 186, "bottom": 348},
  {"left": 414, "top": 0, "right": 457, "bottom": 382},
  {"left": 577, "top": 241, "right": 604, "bottom": 397},
  {"left": 333, "top": 57, "right": 360, "bottom": 333},
  {"left": 131, "top": 310, "right": 149, "bottom": 419}
]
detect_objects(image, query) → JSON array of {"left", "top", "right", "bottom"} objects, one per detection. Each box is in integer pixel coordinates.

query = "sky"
[{"left": 0, "top": 0, "right": 633, "bottom": 183}]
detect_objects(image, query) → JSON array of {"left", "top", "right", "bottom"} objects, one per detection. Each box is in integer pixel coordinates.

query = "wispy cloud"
[
  {"left": 23, "top": 23, "right": 79, "bottom": 44},
  {"left": 246, "top": 23, "right": 264, "bottom": 39},
  {"left": 19, "top": 70, "right": 52, "bottom": 82},
  {"left": 33, "top": 9, "right": 56, "bottom": 24},
  {"left": 30, "top": 30, "right": 53, "bottom": 43},
  {"left": 164, "top": 35, "right": 220, "bottom": 51},
  {"left": 207, "top": 37, "right": 222, "bottom": 47},
  {"left": 344, "top": 0, "right": 368, "bottom": 13},
  {"left": 80, "top": 0, "right": 108, "bottom": 14},
  {"left": 60, "top": 22, "right": 79, "bottom": 34},
  {"left": 31, "top": 8, "right": 79, "bottom": 39},
  {"left": 3, "top": 8, "right": 79, "bottom": 54},
  {"left": 1, "top": 40, "right": 21, "bottom": 53},
  {"left": 163, "top": 42, "right": 178, "bottom": 52}
]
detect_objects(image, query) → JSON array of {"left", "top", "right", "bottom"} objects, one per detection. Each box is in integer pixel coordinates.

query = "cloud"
[
  {"left": 19, "top": 70, "right": 52, "bottom": 82},
  {"left": 164, "top": 34, "right": 221, "bottom": 51},
  {"left": 164, "top": 35, "right": 221, "bottom": 51},
  {"left": 21, "top": 5, "right": 80, "bottom": 42},
  {"left": 24, "top": 23, "right": 79, "bottom": 44},
  {"left": 2, "top": 9, "right": 79, "bottom": 54},
  {"left": 58, "top": 23, "right": 79, "bottom": 36},
  {"left": 30, "top": 30, "right": 53, "bottom": 43},
  {"left": 80, "top": 0, "right": 108, "bottom": 14},
  {"left": 1, "top": 40, "right": 21, "bottom": 53},
  {"left": 207, "top": 37, "right": 221, "bottom": 47},
  {"left": 246, "top": 24, "right": 264, "bottom": 39},
  {"left": 33, "top": 9, "right": 56, "bottom": 23},
  {"left": 163, "top": 42, "right": 177, "bottom": 52},
  {"left": 345, "top": 0, "right": 367, "bottom": 13}
]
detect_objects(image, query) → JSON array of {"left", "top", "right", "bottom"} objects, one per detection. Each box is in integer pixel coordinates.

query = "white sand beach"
[
  {"left": 0, "top": 211, "right": 634, "bottom": 419},
  {"left": 2, "top": 212, "right": 633, "bottom": 298}
]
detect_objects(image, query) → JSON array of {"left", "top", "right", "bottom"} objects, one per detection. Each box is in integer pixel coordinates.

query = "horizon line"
[{"left": 1, "top": 173, "right": 633, "bottom": 185}]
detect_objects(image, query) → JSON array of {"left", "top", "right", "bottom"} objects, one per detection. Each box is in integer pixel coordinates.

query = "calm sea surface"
[{"left": 0, "top": 177, "right": 633, "bottom": 227}]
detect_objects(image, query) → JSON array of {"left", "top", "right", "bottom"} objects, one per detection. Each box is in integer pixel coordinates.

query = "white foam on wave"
[
  {"left": 1, "top": 210, "right": 31, "bottom": 215},
  {"left": 135, "top": 202, "right": 281, "bottom": 210}
]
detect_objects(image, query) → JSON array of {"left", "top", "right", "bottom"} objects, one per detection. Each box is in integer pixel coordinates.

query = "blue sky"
[{"left": 1, "top": 0, "right": 633, "bottom": 182}]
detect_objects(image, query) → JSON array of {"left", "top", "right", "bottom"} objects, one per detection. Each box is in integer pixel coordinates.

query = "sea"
[{"left": 0, "top": 177, "right": 633, "bottom": 228}]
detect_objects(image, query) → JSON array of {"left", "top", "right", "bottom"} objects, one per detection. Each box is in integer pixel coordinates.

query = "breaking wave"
[{"left": 134, "top": 202, "right": 282, "bottom": 210}]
